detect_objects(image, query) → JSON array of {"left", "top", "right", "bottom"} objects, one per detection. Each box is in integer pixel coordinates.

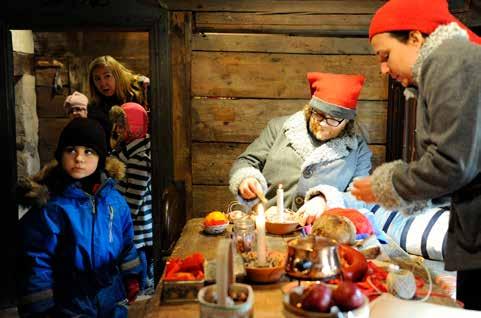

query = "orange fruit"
[{"left": 204, "top": 211, "right": 228, "bottom": 226}]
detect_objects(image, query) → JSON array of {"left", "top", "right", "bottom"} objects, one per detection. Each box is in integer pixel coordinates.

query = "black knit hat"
[{"left": 55, "top": 118, "right": 107, "bottom": 168}]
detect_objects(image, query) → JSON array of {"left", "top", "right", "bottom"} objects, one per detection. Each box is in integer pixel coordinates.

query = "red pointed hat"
[
  {"left": 308, "top": 72, "right": 365, "bottom": 120},
  {"left": 369, "top": 0, "right": 481, "bottom": 45}
]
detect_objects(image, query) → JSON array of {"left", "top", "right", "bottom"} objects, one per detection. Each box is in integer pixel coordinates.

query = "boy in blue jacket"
[{"left": 17, "top": 118, "right": 142, "bottom": 317}]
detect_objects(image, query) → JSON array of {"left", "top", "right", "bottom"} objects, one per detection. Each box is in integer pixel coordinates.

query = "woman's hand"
[
  {"left": 298, "top": 195, "right": 327, "bottom": 226},
  {"left": 238, "top": 177, "right": 263, "bottom": 200},
  {"left": 351, "top": 177, "right": 377, "bottom": 203}
]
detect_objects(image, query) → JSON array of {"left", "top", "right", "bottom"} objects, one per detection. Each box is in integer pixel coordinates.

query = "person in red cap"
[
  {"left": 351, "top": 0, "right": 481, "bottom": 310},
  {"left": 109, "top": 102, "right": 154, "bottom": 295},
  {"left": 229, "top": 72, "right": 372, "bottom": 216}
]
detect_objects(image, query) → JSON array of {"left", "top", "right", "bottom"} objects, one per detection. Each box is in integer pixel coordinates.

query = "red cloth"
[
  {"left": 307, "top": 72, "right": 365, "bottom": 112},
  {"left": 369, "top": 0, "right": 481, "bottom": 45},
  {"left": 125, "top": 278, "right": 140, "bottom": 304},
  {"left": 121, "top": 102, "right": 149, "bottom": 140},
  {"left": 324, "top": 208, "right": 374, "bottom": 235}
]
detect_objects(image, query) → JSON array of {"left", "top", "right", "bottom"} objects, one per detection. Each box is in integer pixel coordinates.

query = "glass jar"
[{"left": 232, "top": 217, "right": 256, "bottom": 254}]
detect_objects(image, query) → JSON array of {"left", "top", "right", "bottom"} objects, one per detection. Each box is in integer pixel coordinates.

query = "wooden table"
[{"left": 144, "top": 218, "right": 458, "bottom": 317}]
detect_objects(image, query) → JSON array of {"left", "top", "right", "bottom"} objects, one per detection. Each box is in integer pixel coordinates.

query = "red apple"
[
  {"left": 332, "top": 281, "right": 364, "bottom": 311},
  {"left": 300, "top": 284, "right": 332, "bottom": 313}
]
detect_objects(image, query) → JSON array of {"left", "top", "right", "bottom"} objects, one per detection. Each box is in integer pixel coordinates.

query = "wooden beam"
[
  {"left": 160, "top": 0, "right": 384, "bottom": 13},
  {"left": 0, "top": 23, "right": 18, "bottom": 307},
  {"left": 192, "top": 33, "right": 372, "bottom": 55},
  {"left": 34, "top": 32, "right": 149, "bottom": 57},
  {"left": 4, "top": 0, "right": 164, "bottom": 29},
  {"left": 191, "top": 52, "right": 386, "bottom": 100},
  {"left": 170, "top": 11, "right": 194, "bottom": 219},
  {"left": 195, "top": 12, "right": 372, "bottom": 35},
  {"left": 191, "top": 98, "right": 386, "bottom": 144},
  {"left": 149, "top": 12, "right": 173, "bottom": 285}
]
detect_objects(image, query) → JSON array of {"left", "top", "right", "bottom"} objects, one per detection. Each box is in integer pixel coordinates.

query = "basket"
[{"left": 198, "top": 238, "right": 254, "bottom": 318}]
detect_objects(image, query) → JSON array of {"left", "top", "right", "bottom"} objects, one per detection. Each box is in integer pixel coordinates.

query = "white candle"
[
  {"left": 277, "top": 184, "right": 284, "bottom": 223},
  {"left": 256, "top": 204, "right": 267, "bottom": 266}
]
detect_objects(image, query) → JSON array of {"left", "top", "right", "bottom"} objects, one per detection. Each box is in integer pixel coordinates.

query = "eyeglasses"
[{"left": 311, "top": 110, "right": 344, "bottom": 127}]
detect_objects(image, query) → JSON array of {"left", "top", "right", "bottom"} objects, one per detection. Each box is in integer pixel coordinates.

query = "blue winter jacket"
[{"left": 18, "top": 165, "right": 142, "bottom": 317}]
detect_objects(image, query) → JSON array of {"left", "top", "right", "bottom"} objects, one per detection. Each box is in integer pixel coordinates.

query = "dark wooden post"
[{"left": 0, "top": 21, "right": 18, "bottom": 308}]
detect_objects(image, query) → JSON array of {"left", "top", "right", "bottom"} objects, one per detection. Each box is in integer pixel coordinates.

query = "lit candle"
[
  {"left": 256, "top": 204, "right": 267, "bottom": 266},
  {"left": 277, "top": 184, "right": 284, "bottom": 223}
]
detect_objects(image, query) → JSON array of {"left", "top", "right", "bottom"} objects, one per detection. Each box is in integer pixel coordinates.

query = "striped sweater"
[{"left": 115, "top": 136, "right": 153, "bottom": 249}]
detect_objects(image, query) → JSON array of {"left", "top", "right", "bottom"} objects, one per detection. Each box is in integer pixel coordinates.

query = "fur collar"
[
  {"left": 283, "top": 111, "right": 358, "bottom": 171},
  {"left": 413, "top": 22, "right": 468, "bottom": 85},
  {"left": 16, "top": 156, "right": 125, "bottom": 208}
]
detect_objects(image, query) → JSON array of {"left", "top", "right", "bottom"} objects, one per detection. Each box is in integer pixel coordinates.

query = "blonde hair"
[{"left": 88, "top": 55, "right": 145, "bottom": 106}]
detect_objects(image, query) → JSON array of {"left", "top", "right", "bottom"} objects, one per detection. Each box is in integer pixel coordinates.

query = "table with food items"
[{"left": 144, "top": 206, "right": 465, "bottom": 318}]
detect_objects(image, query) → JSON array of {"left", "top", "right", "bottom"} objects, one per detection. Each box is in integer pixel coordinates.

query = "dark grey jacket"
[{"left": 370, "top": 23, "right": 481, "bottom": 270}]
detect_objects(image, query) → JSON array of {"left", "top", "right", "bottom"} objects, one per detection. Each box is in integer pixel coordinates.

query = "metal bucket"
[{"left": 285, "top": 236, "right": 340, "bottom": 280}]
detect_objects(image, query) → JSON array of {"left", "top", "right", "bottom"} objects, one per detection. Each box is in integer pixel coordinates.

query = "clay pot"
[
  {"left": 265, "top": 221, "right": 299, "bottom": 235},
  {"left": 245, "top": 251, "right": 286, "bottom": 283}
]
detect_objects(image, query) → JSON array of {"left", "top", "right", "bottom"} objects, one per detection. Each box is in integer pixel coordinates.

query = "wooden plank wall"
[
  {"left": 166, "top": 1, "right": 388, "bottom": 217},
  {"left": 33, "top": 31, "right": 149, "bottom": 164}
]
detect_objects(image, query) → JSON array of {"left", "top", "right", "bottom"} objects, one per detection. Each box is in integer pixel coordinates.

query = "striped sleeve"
[
  {"left": 371, "top": 206, "right": 449, "bottom": 260},
  {"left": 115, "top": 138, "right": 153, "bottom": 248}
]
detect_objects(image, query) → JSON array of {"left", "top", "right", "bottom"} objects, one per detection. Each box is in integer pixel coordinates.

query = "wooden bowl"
[
  {"left": 265, "top": 221, "right": 299, "bottom": 235},
  {"left": 245, "top": 251, "right": 286, "bottom": 283},
  {"left": 282, "top": 284, "right": 369, "bottom": 318}
]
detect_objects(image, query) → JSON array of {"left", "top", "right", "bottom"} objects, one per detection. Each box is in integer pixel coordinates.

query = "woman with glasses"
[{"left": 229, "top": 72, "right": 372, "bottom": 218}]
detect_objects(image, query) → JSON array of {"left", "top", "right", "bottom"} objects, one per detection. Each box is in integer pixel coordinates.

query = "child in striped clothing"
[{"left": 110, "top": 102, "right": 154, "bottom": 293}]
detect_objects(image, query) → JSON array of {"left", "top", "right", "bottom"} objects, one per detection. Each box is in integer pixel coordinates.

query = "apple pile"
[{"left": 290, "top": 281, "right": 364, "bottom": 313}]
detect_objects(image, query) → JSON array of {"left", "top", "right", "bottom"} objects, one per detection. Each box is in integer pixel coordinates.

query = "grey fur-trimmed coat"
[
  {"left": 369, "top": 23, "right": 481, "bottom": 271},
  {"left": 229, "top": 111, "right": 372, "bottom": 211}
]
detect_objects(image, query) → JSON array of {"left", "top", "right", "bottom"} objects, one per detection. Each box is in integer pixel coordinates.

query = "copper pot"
[{"left": 285, "top": 236, "right": 340, "bottom": 280}]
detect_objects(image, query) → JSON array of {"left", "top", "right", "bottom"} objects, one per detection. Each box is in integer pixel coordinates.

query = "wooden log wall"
[
  {"left": 166, "top": 0, "right": 388, "bottom": 218},
  {"left": 33, "top": 31, "right": 149, "bottom": 165}
]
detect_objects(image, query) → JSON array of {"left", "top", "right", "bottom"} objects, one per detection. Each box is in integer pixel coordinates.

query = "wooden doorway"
[{"left": 0, "top": 1, "right": 172, "bottom": 307}]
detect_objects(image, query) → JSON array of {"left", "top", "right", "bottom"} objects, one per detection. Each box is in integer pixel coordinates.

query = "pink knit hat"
[
  {"left": 64, "top": 91, "right": 88, "bottom": 113},
  {"left": 121, "top": 102, "right": 149, "bottom": 139}
]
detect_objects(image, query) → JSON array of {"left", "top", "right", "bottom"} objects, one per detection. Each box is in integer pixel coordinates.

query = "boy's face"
[{"left": 61, "top": 146, "right": 99, "bottom": 179}]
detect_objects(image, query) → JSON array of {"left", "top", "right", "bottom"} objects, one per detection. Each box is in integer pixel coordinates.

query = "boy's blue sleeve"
[
  {"left": 18, "top": 206, "right": 63, "bottom": 316},
  {"left": 118, "top": 198, "right": 142, "bottom": 277}
]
